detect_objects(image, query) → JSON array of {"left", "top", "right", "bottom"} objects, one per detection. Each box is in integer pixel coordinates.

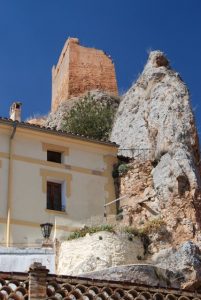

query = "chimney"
[
  {"left": 28, "top": 262, "right": 49, "bottom": 300},
  {"left": 10, "top": 102, "right": 22, "bottom": 122}
]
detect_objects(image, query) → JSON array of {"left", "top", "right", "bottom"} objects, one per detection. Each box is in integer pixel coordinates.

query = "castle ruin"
[{"left": 51, "top": 38, "right": 118, "bottom": 112}]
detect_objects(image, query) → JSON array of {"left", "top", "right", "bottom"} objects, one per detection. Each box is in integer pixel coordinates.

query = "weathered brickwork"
[{"left": 52, "top": 38, "right": 118, "bottom": 112}]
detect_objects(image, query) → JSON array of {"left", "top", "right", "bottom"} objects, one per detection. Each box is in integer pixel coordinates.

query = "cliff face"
[{"left": 111, "top": 51, "right": 201, "bottom": 247}]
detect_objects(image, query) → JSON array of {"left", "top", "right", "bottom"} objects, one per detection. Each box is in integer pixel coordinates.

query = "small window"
[
  {"left": 47, "top": 181, "right": 63, "bottom": 211},
  {"left": 47, "top": 150, "right": 61, "bottom": 163}
]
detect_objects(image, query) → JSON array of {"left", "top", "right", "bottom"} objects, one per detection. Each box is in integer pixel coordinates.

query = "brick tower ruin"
[{"left": 51, "top": 38, "right": 118, "bottom": 112}]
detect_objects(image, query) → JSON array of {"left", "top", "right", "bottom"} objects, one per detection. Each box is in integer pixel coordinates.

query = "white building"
[{"left": 0, "top": 113, "right": 117, "bottom": 247}]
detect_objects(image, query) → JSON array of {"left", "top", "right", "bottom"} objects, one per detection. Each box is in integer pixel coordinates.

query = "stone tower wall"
[{"left": 52, "top": 38, "right": 118, "bottom": 112}]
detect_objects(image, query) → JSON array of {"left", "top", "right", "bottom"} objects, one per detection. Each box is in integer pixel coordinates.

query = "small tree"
[{"left": 62, "top": 95, "right": 115, "bottom": 139}]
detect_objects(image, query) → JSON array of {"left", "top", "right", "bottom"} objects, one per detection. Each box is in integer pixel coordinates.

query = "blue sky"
[{"left": 0, "top": 0, "right": 201, "bottom": 135}]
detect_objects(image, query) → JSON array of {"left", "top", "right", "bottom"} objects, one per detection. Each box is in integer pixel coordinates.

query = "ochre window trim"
[
  {"left": 42, "top": 143, "right": 69, "bottom": 156},
  {"left": 40, "top": 169, "right": 72, "bottom": 197}
]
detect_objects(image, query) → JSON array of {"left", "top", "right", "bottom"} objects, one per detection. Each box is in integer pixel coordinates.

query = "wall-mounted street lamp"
[{"left": 40, "top": 223, "right": 53, "bottom": 247}]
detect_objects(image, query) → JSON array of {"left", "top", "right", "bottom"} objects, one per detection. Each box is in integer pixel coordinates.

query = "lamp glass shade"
[{"left": 40, "top": 223, "right": 53, "bottom": 239}]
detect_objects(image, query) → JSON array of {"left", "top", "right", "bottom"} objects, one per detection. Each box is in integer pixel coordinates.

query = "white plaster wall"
[
  {"left": 10, "top": 224, "right": 43, "bottom": 246},
  {"left": 12, "top": 161, "right": 46, "bottom": 223},
  {"left": 0, "top": 158, "right": 9, "bottom": 217},
  {"left": 0, "top": 224, "right": 6, "bottom": 245},
  {"left": 14, "top": 132, "right": 109, "bottom": 172},
  {"left": 67, "top": 172, "right": 106, "bottom": 220},
  {"left": 0, "top": 127, "right": 116, "bottom": 245},
  {"left": 14, "top": 134, "right": 45, "bottom": 160},
  {"left": 12, "top": 161, "right": 106, "bottom": 223},
  {"left": 0, "top": 129, "right": 9, "bottom": 153},
  {"left": 67, "top": 147, "right": 105, "bottom": 170},
  {"left": 0, "top": 247, "right": 55, "bottom": 273}
]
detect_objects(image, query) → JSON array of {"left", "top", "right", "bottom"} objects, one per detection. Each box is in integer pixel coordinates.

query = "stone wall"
[{"left": 52, "top": 38, "right": 118, "bottom": 112}]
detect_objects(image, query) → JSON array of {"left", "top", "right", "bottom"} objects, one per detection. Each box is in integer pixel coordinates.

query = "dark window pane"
[
  {"left": 47, "top": 182, "right": 52, "bottom": 210},
  {"left": 47, "top": 181, "right": 62, "bottom": 211},
  {"left": 47, "top": 151, "right": 61, "bottom": 163}
]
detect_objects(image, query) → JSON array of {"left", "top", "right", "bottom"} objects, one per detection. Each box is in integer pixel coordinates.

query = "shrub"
[
  {"left": 141, "top": 218, "right": 166, "bottom": 235},
  {"left": 121, "top": 226, "right": 142, "bottom": 237},
  {"left": 62, "top": 94, "right": 115, "bottom": 140},
  {"left": 67, "top": 224, "right": 114, "bottom": 241},
  {"left": 113, "top": 162, "right": 132, "bottom": 178},
  {"left": 118, "top": 163, "right": 132, "bottom": 176}
]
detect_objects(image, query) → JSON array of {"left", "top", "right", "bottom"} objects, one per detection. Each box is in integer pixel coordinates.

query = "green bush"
[
  {"left": 121, "top": 226, "right": 142, "bottom": 237},
  {"left": 118, "top": 163, "right": 132, "bottom": 176},
  {"left": 140, "top": 218, "right": 166, "bottom": 235},
  {"left": 67, "top": 224, "right": 115, "bottom": 241},
  {"left": 113, "top": 163, "right": 132, "bottom": 178},
  {"left": 62, "top": 95, "right": 115, "bottom": 140}
]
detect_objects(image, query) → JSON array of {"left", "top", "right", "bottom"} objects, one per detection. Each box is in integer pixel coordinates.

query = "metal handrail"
[{"left": 104, "top": 195, "right": 128, "bottom": 207}]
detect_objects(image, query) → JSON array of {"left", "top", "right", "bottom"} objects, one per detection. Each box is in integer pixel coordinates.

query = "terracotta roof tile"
[
  {"left": 0, "top": 272, "right": 200, "bottom": 300},
  {"left": 0, "top": 117, "right": 117, "bottom": 147}
]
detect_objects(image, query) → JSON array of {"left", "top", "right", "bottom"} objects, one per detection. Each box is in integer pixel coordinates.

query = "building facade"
[{"left": 0, "top": 118, "right": 117, "bottom": 247}]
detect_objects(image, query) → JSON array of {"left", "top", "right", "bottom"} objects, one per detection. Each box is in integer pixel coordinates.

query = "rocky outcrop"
[
  {"left": 82, "top": 264, "right": 184, "bottom": 289},
  {"left": 45, "top": 90, "right": 120, "bottom": 131},
  {"left": 57, "top": 231, "right": 144, "bottom": 275},
  {"left": 56, "top": 231, "right": 201, "bottom": 290},
  {"left": 152, "top": 241, "right": 201, "bottom": 290},
  {"left": 111, "top": 51, "right": 199, "bottom": 161},
  {"left": 111, "top": 51, "right": 201, "bottom": 247}
]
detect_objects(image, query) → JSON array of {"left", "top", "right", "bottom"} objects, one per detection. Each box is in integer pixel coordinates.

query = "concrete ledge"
[{"left": 0, "top": 247, "right": 55, "bottom": 273}]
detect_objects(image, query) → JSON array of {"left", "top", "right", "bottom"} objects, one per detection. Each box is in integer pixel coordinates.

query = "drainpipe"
[{"left": 6, "top": 122, "right": 17, "bottom": 247}]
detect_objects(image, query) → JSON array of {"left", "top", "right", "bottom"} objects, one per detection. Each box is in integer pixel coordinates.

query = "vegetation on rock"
[
  {"left": 141, "top": 219, "right": 166, "bottom": 235},
  {"left": 67, "top": 224, "right": 115, "bottom": 241},
  {"left": 121, "top": 219, "right": 166, "bottom": 254},
  {"left": 121, "top": 219, "right": 166, "bottom": 235},
  {"left": 112, "top": 162, "right": 133, "bottom": 178},
  {"left": 62, "top": 94, "right": 115, "bottom": 140}
]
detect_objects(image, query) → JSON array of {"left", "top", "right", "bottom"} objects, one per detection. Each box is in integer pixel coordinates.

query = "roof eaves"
[{"left": 0, "top": 117, "right": 118, "bottom": 148}]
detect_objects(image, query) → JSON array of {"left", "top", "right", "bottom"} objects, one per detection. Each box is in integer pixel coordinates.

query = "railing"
[
  {"left": 118, "top": 148, "right": 155, "bottom": 160},
  {"left": 104, "top": 195, "right": 128, "bottom": 208},
  {"left": 118, "top": 147, "right": 201, "bottom": 161},
  {"left": 104, "top": 195, "right": 128, "bottom": 219}
]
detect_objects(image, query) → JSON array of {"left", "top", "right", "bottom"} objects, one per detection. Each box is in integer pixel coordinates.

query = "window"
[
  {"left": 47, "top": 150, "right": 61, "bottom": 163},
  {"left": 40, "top": 169, "right": 71, "bottom": 213},
  {"left": 47, "top": 181, "right": 63, "bottom": 211}
]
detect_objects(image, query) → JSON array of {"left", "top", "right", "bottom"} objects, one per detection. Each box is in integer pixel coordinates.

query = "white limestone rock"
[
  {"left": 57, "top": 231, "right": 144, "bottom": 275},
  {"left": 111, "top": 51, "right": 201, "bottom": 231},
  {"left": 152, "top": 241, "right": 201, "bottom": 289},
  {"left": 82, "top": 264, "right": 184, "bottom": 289}
]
